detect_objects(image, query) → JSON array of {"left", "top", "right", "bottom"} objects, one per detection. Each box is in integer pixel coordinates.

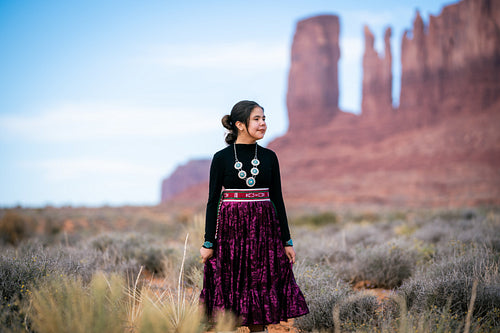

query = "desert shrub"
[
  {"left": 0, "top": 210, "right": 35, "bottom": 245},
  {"left": 0, "top": 248, "right": 56, "bottom": 330},
  {"left": 348, "top": 211, "right": 381, "bottom": 224},
  {"left": 399, "top": 243, "right": 500, "bottom": 327},
  {"left": 341, "top": 242, "right": 417, "bottom": 289},
  {"left": 385, "top": 209, "right": 409, "bottom": 222},
  {"left": 43, "top": 216, "right": 64, "bottom": 236},
  {"left": 0, "top": 242, "right": 101, "bottom": 303},
  {"left": 138, "top": 245, "right": 168, "bottom": 275},
  {"left": 0, "top": 240, "right": 141, "bottom": 330},
  {"left": 0, "top": 250, "right": 53, "bottom": 305},
  {"left": 370, "top": 295, "right": 496, "bottom": 333},
  {"left": 293, "top": 220, "right": 399, "bottom": 268},
  {"left": 393, "top": 223, "right": 418, "bottom": 237},
  {"left": 411, "top": 209, "right": 500, "bottom": 252},
  {"left": 293, "top": 263, "right": 353, "bottom": 331},
  {"left": 412, "top": 220, "right": 455, "bottom": 244},
  {"left": 291, "top": 211, "right": 339, "bottom": 227},
  {"left": 30, "top": 273, "right": 127, "bottom": 333},
  {"left": 342, "top": 222, "right": 395, "bottom": 248},
  {"left": 336, "top": 293, "right": 379, "bottom": 331},
  {"left": 293, "top": 225, "right": 353, "bottom": 265},
  {"left": 89, "top": 233, "right": 171, "bottom": 275},
  {"left": 434, "top": 208, "right": 477, "bottom": 221},
  {"left": 456, "top": 212, "right": 500, "bottom": 252}
]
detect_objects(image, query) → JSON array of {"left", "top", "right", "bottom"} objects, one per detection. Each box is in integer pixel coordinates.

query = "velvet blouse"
[{"left": 204, "top": 143, "right": 291, "bottom": 244}]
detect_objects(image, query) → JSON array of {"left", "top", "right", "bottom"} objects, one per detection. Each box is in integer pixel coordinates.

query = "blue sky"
[{"left": 0, "top": 0, "right": 459, "bottom": 207}]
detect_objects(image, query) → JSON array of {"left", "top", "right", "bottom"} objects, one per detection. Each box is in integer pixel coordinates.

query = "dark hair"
[{"left": 221, "top": 100, "right": 263, "bottom": 144}]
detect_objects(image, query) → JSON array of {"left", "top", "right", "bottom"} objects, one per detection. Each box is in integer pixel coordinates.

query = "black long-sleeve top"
[{"left": 204, "top": 143, "right": 291, "bottom": 244}]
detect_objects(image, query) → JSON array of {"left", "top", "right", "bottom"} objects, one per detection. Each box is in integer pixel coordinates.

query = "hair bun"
[{"left": 221, "top": 114, "right": 232, "bottom": 130}]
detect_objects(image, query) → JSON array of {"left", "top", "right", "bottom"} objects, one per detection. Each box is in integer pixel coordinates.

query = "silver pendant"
[
  {"left": 234, "top": 161, "right": 243, "bottom": 170},
  {"left": 238, "top": 170, "right": 247, "bottom": 179},
  {"left": 251, "top": 159, "right": 260, "bottom": 166},
  {"left": 251, "top": 167, "right": 259, "bottom": 176},
  {"left": 246, "top": 177, "right": 256, "bottom": 187}
]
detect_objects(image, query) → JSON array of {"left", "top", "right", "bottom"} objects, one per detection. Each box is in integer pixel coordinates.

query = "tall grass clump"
[
  {"left": 137, "top": 233, "right": 205, "bottom": 333},
  {"left": 138, "top": 287, "right": 203, "bottom": 333},
  {"left": 30, "top": 273, "right": 127, "bottom": 333}
]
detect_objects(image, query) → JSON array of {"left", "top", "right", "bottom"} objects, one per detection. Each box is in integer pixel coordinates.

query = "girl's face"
[{"left": 237, "top": 107, "right": 267, "bottom": 142}]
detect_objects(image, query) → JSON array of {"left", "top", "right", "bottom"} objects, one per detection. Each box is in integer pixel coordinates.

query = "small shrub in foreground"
[
  {"left": 399, "top": 243, "right": 500, "bottom": 327},
  {"left": 342, "top": 242, "right": 417, "bottom": 289},
  {"left": 293, "top": 263, "right": 352, "bottom": 331},
  {"left": 373, "top": 294, "right": 498, "bottom": 333},
  {"left": 0, "top": 246, "right": 59, "bottom": 330},
  {"left": 336, "top": 293, "right": 379, "bottom": 331}
]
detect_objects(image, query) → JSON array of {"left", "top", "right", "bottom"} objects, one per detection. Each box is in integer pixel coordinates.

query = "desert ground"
[{"left": 1, "top": 205, "right": 499, "bottom": 332}]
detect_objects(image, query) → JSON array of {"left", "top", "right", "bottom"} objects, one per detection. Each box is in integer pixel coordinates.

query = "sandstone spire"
[
  {"left": 286, "top": 15, "right": 340, "bottom": 132},
  {"left": 361, "top": 26, "right": 393, "bottom": 117}
]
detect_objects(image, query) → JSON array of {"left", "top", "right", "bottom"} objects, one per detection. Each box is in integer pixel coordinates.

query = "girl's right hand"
[{"left": 200, "top": 247, "right": 214, "bottom": 263}]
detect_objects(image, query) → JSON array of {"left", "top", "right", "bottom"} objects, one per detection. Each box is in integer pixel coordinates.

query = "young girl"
[{"left": 199, "top": 100, "right": 309, "bottom": 332}]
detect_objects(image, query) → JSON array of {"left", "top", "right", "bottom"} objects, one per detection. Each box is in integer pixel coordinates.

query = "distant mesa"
[
  {"left": 160, "top": 159, "right": 210, "bottom": 202},
  {"left": 161, "top": 0, "right": 500, "bottom": 209}
]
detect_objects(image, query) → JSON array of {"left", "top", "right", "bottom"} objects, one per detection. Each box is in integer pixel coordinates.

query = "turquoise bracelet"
[
  {"left": 202, "top": 241, "right": 213, "bottom": 249},
  {"left": 285, "top": 239, "right": 293, "bottom": 247}
]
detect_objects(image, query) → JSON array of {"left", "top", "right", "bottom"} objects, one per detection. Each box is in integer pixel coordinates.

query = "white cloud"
[
  {"left": 31, "top": 157, "right": 163, "bottom": 182},
  {"left": 342, "top": 9, "right": 397, "bottom": 33},
  {"left": 144, "top": 41, "right": 289, "bottom": 71},
  {"left": 0, "top": 102, "right": 220, "bottom": 142},
  {"left": 345, "top": 10, "right": 394, "bottom": 29}
]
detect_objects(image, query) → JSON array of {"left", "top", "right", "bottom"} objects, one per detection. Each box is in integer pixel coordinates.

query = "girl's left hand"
[
  {"left": 285, "top": 246, "right": 296, "bottom": 264},
  {"left": 200, "top": 247, "right": 214, "bottom": 263}
]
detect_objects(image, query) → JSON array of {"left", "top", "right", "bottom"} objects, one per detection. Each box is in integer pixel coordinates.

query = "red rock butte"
[{"left": 162, "top": 0, "right": 500, "bottom": 210}]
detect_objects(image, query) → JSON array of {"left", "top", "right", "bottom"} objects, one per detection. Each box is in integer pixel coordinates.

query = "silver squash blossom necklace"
[{"left": 233, "top": 143, "right": 260, "bottom": 187}]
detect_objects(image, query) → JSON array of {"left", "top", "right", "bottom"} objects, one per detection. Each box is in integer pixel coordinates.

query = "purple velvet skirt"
[{"left": 199, "top": 189, "right": 309, "bottom": 326}]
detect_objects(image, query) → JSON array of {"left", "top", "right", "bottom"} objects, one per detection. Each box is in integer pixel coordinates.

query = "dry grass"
[{"left": 30, "top": 273, "right": 126, "bottom": 333}]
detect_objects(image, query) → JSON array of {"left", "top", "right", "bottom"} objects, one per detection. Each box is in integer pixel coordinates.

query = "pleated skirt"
[{"left": 199, "top": 189, "right": 309, "bottom": 326}]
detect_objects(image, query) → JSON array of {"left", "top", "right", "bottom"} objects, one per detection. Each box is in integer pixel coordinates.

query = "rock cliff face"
[
  {"left": 161, "top": 0, "right": 500, "bottom": 209},
  {"left": 286, "top": 15, "right": 340, "bottom": 132},
  {"left": 400, "top": 0, "right": 500, "bottom": 117}
]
